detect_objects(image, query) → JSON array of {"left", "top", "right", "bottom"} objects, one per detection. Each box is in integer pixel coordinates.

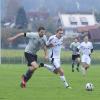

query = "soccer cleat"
[
  {"left": 20, "top": 75, "right": 26, "bottom": 88},
  {"left": 66, "top": 86, "right": 72, "bottom": 89},
  {"left": 76, "top": 68, "right": 79, "bottom": 72},
  {"left": 72, "top": 69, "right": 74, "bottom": 72},
  {"left": 39, "top": 63, "right": 44, "bottom": 67}
]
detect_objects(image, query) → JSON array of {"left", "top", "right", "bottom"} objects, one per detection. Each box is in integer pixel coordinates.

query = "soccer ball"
[{"left": 86, "top": 83, "right": 94, "bottom": 91}]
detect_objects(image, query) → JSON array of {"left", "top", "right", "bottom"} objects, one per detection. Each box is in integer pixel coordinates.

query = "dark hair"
[
  {"left": 83, "top": 35, "right": 88, "bottom": 38},
  {"left": 38, "top": 27, "right": 45, "bottom": 32},
  {"left": 56, "top": 28, "right": 63, "bottom": 33}
]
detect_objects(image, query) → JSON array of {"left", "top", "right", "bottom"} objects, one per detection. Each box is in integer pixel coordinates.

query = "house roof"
[
  {"left": 65, "top": 11, "right": 93, "bottom": 15},
  {"left": 89, "top": 27, "right": 100, "bottom": 41},
  {"left": 77, "top": 25, "right": 99, "bottom": 33}
]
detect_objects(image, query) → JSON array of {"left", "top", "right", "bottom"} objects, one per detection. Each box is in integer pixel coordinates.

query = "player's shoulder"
[
  {"left": 88, "top": 41, "right": 93, "bottom": 45},
  {"left": 80, "top": 42, "right": 85, "bottom": 46},
  {"left": 88, "top": 41, "right": 92, "bottom": 44},
  {"left": 43, "top": 35, "right": 47, "bottom": 39},
  {"left": 71, "top": 42, "right": 75, "bottom": 45},
  {"left": 49, "top": 35, "right": 56, "bottom": 39},
  {"left": 77, "top": 42, "right": 80, "bottom": 44}
]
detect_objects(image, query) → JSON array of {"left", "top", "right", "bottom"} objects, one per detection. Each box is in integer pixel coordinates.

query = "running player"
[
  {"left": 77, "top": 35, "right": 93, "bottom": 75},
  {"left": 40, "top": 28, "right": 71, "bottom": 88},
  {"left": 8, "top": 27, "right": 48, "bottom": 88},
  {"left": 70, "top": 38, "right": 81, "bottom": 72}
]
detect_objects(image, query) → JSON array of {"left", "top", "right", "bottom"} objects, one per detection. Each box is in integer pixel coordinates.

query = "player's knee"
[
  {"left": 53, "top": 69, "right": 58, "bottom": 74},
  {"left": 31, "top": 62, "right": 38, "bottom": 69},
  {"left": 58, "top": 68, "right": 64, "bottom": 76}
]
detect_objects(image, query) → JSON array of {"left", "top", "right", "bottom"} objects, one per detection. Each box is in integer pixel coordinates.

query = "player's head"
[
  {"left": 74, "top": 37, "right": 78, "bottom": 43},
  {"left": 56, "top": 28, "right": 64, "bottom": 39},
  {"left": 38, "top": 27, "right": 46, "bottom": 37},
  {"left": 84, "top": 35, "right": 89, "bottom": 42}
]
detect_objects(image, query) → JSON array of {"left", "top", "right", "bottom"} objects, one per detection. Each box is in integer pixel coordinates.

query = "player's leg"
[
  {"left": 21, "top": 53, "right": 38, "bottom": 88},
  {"left": 53, "top": 59, "right": 71, "bottom": 88},
  {"left": 85, "top": 56, "right": 91, "bottom": 70},
  {"left": 76, "top": 55, "right": 81, "bottom": 72},
  {"left": 55, "top": 68, "right": 71, "bottom": 88},
  {"left": 72, "top": 55, "right": 75, "bottom": 72},
  {"left": 24, "top": 61, "right": 38, "bottom": 82},
  {"left": 81, "top": 55, "right": 91, "bottom": 75},
  {"left": 40, "top": 58, "right": 57, "bottom": 73}
]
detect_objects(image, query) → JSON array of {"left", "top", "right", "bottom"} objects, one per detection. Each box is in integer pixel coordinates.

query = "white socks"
[
  {"left": 81, "top": 67, "right": 86, "bottom": 75},
  {"left": 44, "top": 64, "right": 55, "bottom": 72},
  {"left": 44, "top": 64, "right": 69, "bottom": 88},
  {"left": 60, "top": 76, "right": 69, "bottom": 87}
]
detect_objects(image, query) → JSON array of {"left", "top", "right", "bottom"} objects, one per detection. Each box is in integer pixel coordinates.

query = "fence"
[{"left": 1, "top": 49, "right": 100, "bottom": 64}]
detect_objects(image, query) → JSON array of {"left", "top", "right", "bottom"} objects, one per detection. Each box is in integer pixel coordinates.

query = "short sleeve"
[{"left": 26, "top": 32, "right": 38, "bottom": 38}]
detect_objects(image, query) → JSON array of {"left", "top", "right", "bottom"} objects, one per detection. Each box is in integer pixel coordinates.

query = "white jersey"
[
  {"left": 46, "top": 35, "right": 63, "bottom": 59},
  {"left": 78, "top": 41, "right": 93, "bottom": 56}
]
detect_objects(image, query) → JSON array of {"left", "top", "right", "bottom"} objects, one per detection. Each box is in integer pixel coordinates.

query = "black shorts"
[
  {"left": 72, "top": 54, "right": 80, "bottom": 61},
  {"left": 24, "top": 52, "right": 37, "bottom": 66}
]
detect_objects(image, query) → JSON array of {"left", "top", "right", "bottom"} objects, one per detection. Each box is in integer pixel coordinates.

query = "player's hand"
[
  {"left": 44, "top": 55, "right": 48, "bottom": 61},
  {"left": 48, "top": 44, "right": 54, "bottom": 47}
]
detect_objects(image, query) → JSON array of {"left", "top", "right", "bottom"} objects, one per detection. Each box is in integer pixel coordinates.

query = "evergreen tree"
[{"left": 15, "top": 7, "right": 28, "bottom": 29}]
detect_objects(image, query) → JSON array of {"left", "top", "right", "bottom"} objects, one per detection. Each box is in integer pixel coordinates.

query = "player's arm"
[
  {"left": 7, "top": 33, "right": 24, "bottom": 42},
  {"left": 76, "top": 44, "right": 82, "bottom": 52},
  {"left": 91, "top": 49, "right": 93, "bottom": 53},
  {"left": 91, "top": 42, "right": 94, "bottom": 53},
  {"left": 43, "top": 45, "right": 48, "bottom": 60},
  {"left": 46, "top": 37, "right": 54, "bottom": 48}
]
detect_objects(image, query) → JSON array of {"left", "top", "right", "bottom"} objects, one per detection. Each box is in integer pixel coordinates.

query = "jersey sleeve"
[{"left": 25, "top": 32, "right": 37, "bottom": 38}]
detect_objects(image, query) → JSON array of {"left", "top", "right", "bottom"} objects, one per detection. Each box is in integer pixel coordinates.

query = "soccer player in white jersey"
[
  {"left": 77, "top": 35, "right": 93, "bottom": 75},
  {"left": 70, "top": 38, "right": 81, "bottom": 72},
  {"left": 40, "top": 28, "right": 71, "bottom": 88},
  {"left": 8, "top": 27, "right": 48, "bottom": 88}
]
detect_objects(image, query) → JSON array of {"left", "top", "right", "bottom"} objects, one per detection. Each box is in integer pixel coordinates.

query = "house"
[
  {"left": 58, "top": 12, "right": 97, "bottom": 37},
  {"left": 27, "top": 11, "right": 49, "bottom": 21}
]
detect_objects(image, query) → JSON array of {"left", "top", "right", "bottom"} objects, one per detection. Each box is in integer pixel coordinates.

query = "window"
[
  {"left": 69, "top": 17, "right": 77, "bottom": 25},
  {"left": 80, "top": 17, "right": 88, "bottom": 25}
]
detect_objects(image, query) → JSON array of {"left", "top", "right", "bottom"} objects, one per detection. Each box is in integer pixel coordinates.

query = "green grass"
[
  {"left": 1, "top": 49, "right": 100, "bottom": 60},
  {"left": 0, "top": 64, "right": 100, "bottom": 100}
]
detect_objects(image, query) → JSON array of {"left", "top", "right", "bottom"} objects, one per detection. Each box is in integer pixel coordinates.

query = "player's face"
[
  {"left": 84, "top": 36, "right": 88, "bottom": 42},
  {"left": 39, "top": 30, "right": 46, "bottom": 37},
  {"left": 57, "top": 31, "right": 63, "bottom": 38},
  {"left": 74, "top": 38, "right": 78, "bottom": 43}
]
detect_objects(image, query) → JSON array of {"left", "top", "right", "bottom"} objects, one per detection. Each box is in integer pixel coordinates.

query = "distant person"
[
  {"left": 70, "top": 38, "right": 81, "bottom": 72},
  {"left": 77, "top": 35, "right": 93, "bottom": 75},
  {"left": 8, "top": 27, "right": 48, "bottom": 88},
  {"left": 40, "top": 28, "right": 71, "bottom": 88}
]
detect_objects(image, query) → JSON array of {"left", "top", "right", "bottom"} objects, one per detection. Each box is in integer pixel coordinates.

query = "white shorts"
[
  {"left": 49, "top": 58, "right": 61, "bottom": 69},
  {"left": 81, "top": 55, "right": 91, "bottom": 65}
]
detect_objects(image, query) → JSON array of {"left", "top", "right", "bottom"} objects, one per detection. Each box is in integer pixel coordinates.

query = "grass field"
[
  {"left": 1, "top": 49, "right": 100, "bottom": 59},
  {"left": 0, "top": 64, "right": 100, "bottom": 100}
]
